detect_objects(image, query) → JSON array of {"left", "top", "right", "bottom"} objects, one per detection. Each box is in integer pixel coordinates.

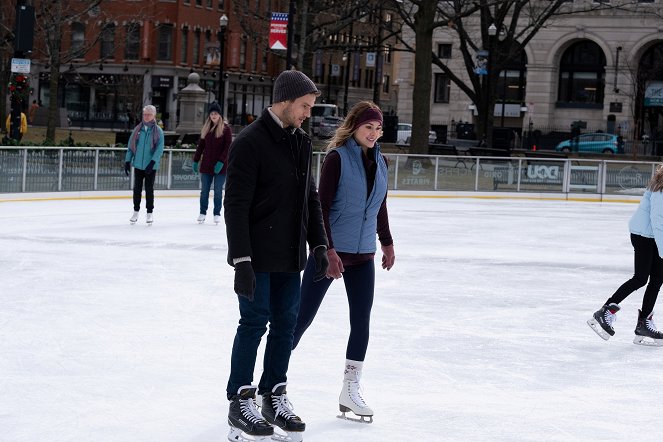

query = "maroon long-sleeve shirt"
[{"left": 318, "top": 147, "right": 393, "bottom": 266}]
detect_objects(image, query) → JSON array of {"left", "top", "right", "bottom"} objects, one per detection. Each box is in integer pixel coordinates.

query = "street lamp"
[{"left": 217, "top": 14, "right": 228, "bottom": 117}]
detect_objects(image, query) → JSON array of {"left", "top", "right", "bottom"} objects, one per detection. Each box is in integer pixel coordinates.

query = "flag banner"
[
  {"left": 270, "top": 12, "right": 288, "bottom": 50},
  {"left": 366, "top": 52, "right": 376, "bottom": 67}
]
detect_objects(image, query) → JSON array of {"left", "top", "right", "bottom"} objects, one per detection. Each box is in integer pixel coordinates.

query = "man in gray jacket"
[{"left": 223, "top": 70, "right": 329, "bottom": 442}]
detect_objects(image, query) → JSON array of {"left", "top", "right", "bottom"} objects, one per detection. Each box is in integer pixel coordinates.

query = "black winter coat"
[{"left": 224, "top": 108, "right": 328, "bottom": 272}]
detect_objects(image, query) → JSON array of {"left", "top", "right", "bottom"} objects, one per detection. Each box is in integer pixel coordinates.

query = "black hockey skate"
[
  {"left": 587, "top": 303, "right": 620, "bottom": 340},
  {"left": 228, "top": 385, "right": 274, "bottom": 442},
  {"left": 261, "top": 383, "right": 305, "bottom": 442},
  {"left": 633, "top": 310, "right": 663, "bottom": 346}
]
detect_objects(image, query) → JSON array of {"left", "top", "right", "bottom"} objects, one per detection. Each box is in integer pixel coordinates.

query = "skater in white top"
[
  {"left": 292, "top": 101, "right": 395, "bottom": 423},
  {"left": 588, "top": 164, "right": 663, "bottom": 346}
]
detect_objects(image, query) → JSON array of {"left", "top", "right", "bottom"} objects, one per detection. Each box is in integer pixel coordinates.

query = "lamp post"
[
  {"left": 483, "top": 23, "right": 497, "bottom": 145},
  {"left": 217, "top": 14, "right": 228, "bottom": 117}
]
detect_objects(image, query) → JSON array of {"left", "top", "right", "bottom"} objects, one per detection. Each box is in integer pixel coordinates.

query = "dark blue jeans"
[
  {"left": 199, "top": 172, "right": 226, "bottom": 216},
  {"left": 293, "top": 255, "right": 375, "bottom": 361},
  {"left": 227, "top": 271, "right": 301, "bottom": 398}
]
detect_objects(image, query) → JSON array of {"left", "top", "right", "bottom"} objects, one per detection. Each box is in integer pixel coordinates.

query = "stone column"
[{"left": 176, "top": 73, "right": 207, "bottom": 134}]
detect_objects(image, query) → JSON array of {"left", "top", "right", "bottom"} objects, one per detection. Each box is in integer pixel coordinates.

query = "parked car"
[
  {"left": 555, "top": 133, "right": 624, "bottom": 154},
  {"left": 317, "top": 116, "right": 343, "bottom": 139},
  {"left": 397, "top": 123, "right": 437, "bottom": 145}
]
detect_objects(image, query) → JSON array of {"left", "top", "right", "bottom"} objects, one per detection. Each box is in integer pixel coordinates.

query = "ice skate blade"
[
  {"left": 337, "top": 410, "right": 373, "bottom": 424},
  {"left": 271, "top": 426, "right": 303, "bottom": 442},
  {"left": 633, "top": 335, "right": 663, "bottom": 346},
  {"left": 587, "top": 318, "right": 611, "bottom": 341},
  {"left": 227, "top": 427, "right": 272, "bottom": 442}
]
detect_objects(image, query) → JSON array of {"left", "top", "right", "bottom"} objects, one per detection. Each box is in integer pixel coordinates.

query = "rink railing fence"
[{"left": 0, "top": 146, "right": 659, "bottom": 196}]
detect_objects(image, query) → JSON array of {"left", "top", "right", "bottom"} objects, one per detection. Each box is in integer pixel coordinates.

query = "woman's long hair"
[
  {"left": 326, "top": 101, "right": 382, "bottom": 151},
  {"left": 200, "top": 115, "right": 225, "bottom": 139},
  {"left": 648, "top": 164, "right": 663, "bottom": 192}
]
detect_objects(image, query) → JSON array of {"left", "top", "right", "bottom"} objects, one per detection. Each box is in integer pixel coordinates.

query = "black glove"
[
  {"left": 313, "top": 246, "right": 329, "bottom": 282},
  {"left": 234, "top": 261, "right": 256, "bottom": 301},
  {"left": 124, "top": 161, "right": 131, "bottom": 176},
  {"left": 145, "top": 160, "right": 156, "bottom": 174}
]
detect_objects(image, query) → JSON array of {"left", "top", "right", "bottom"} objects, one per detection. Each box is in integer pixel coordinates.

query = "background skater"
[{"left": 588, "top": 164, "right": 663, "bottom": 346}]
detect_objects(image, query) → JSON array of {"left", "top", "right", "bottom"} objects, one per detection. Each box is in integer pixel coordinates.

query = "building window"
[
  {"left": 183, "top": 0, "right": 189, "bottom": 4},
  {"left": 251, "top": 45, "right": 258, "bottom": 72},
  {"left": 385, "top": 45, "right": 392, "bottom": 63},
  {"left": 100, "top": 23, "right": 115, "bottom": 59},
  {"left": 218, "top": 0, "right": 225, "bottom": 10},
  {"left": 157, "top": 24, "right": 174, "bottom": 61},
  {"left": 434, "top": 73, "right": 450, "bottom": 103},
  {"left": 71, "top": 22, "right": 85, "bottom": 58},
  {"left": 558, "top": 40, "right": 605, "bottom": 105},
  {"left": 196, "top": 0, "right": 202, "bottom": 6},
  {"left": 382, "top": 75, "right": 389, "bottom": 94},
  {"left": 193, "top": 30, "right": 201, "bottom": 64},
  {"left": 181, "top": 28, "right": 189, "bottom": 64},
  {"left": 240, "top": 39, "right": 246, "bottom": 69},
  {"left": 437, "top": 43, "right": 452, "bottom": 59},
  {"left": 124, "top": 24, "right": 140, "bottom": 60}
]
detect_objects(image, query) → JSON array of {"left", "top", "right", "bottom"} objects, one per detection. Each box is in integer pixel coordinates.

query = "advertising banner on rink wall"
[{"left": 270, "top": 12, "right": 288, "bottom": 50}]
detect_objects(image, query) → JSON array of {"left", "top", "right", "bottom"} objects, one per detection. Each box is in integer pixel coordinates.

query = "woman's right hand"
[{"left": 326, "top": 248, "right": 344, "bottom": 279}]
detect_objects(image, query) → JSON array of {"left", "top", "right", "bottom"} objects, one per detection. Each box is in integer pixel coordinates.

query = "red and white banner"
[{"left": 269, "top": 12, "right": 288, "bottom": 50}]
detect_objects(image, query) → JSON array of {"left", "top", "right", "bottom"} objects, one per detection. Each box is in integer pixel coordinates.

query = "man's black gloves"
[
  {"left": 124, "top": 161, "right": 131, "bottom": 176},
  {"left": 313, "top": 246, "right": 329, "bottom": 282},
  {"left": 234, "top": 261, "right": 256, "bottom": 301},
  {"left": 145, "top": 160, "right": 156, "bottom": 174}
]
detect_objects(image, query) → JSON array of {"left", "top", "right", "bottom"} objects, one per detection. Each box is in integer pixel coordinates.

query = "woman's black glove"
[
  {"left": 313, "top": 246, "right": 329, "bottom": 282},
  {"left": 124, "top": 162, "right": 131, "bottom": 176}
]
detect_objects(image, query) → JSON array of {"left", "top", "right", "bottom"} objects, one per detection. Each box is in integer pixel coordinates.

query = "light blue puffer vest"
[{"left": 328, "top": 138, "right": 388, "bottom": 253}]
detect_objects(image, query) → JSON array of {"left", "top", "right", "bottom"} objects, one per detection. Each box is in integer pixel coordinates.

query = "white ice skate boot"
[
  {"left": 146, "top": 213, "right": 154, "bottom": 225},
  {"left": 214, "top": 215, "right": 221, "bottom": 224},
  {"left": 338, "top": 359, "right": 373, "bottom": 423},
  {"left": 197, "top": 214, "right": 206, "bottom": 224},
  {"left": 129, "top": 211, "right": 139, "bottom": 224}
]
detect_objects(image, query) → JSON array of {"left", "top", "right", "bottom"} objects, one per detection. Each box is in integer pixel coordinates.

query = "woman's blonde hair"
[
  {"left": 326, "top": 101, "right": 382, "bottom": 151},
  {"left": 648, "top": 164, "right": 663, "bottom": 192},
  {"left": 200, "top": 115, "right": 225, "bottom": 138}
]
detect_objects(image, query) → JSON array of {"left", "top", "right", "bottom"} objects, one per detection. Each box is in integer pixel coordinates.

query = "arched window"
[
  {"left": 71, "top": 22, "right": 85, "bottom": 58},
  {"left": 558, "top": 41, "right": 605, "bottom": 106}
]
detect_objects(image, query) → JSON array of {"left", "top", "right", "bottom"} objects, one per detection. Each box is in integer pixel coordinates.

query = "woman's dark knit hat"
[
  {"left": 272, "top": 70, "right": 321, "bottom": 103},
  {"left": 208, "top": 102, "right": 222, "bottom": 115}
]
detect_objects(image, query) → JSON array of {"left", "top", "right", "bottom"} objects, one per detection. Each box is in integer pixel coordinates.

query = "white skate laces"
[
  {"left": 604, "top": 307, "right": 618, "bottom": 327},
  {"left": 270, "top": 390, "right": 297, "bottom": 419},
  {"left": 346, "top": 380, "right": 368, "bottom": 407},
  {"left": 645, "top": 313, "right": 658, "bottom": 332},
  {"left": 239, "top": 395, "right": 266, "bottom": 424}
]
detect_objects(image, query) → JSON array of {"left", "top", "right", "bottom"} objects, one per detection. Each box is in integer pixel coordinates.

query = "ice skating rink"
[{"left": 2, "top": 193, "right": 662, "bottom": 442}]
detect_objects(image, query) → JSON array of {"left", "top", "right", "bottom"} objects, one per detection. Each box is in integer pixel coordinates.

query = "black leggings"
[
  {"left": 293, "top": 256, "right": 375, "bottom": 361},
  {"left": 133, "top": 168, "right": 156, "bottom": 212},
  {"left": 606, "top": 233, "right": 663, "bottom": 316}
]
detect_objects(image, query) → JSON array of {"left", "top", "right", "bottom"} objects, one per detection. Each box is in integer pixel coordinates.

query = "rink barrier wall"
[{"left": 0, "top": 146, "right": 657, "bottom": 202}]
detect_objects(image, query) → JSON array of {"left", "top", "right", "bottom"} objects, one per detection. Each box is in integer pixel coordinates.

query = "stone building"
[{"left": 396, "top": 3, "right": 663, "bottom": 146}]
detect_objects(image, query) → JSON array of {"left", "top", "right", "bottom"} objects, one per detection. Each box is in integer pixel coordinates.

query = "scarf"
[{"left": 129, "top": 120, "right": 159, "bottom": 154}]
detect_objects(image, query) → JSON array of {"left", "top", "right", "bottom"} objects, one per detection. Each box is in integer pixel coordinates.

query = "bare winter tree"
[
  {"left": 392, "top": 0, "right": 656, "bottom": 154},
  {"left": 0, "top": 1, "right": 20, "bottom": 133}
]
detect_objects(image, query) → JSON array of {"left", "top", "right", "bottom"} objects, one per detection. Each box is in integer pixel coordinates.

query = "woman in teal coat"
[{"left": 124, "top": 105, "right": 164, "bottom": 224}]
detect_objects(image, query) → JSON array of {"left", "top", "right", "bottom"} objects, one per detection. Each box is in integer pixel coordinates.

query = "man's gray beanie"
[{"left": 272, "top": 70, "right": 321, "bottom": 103}]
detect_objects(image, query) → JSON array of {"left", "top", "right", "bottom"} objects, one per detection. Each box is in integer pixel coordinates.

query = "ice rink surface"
[{"left": 1, "top": 194, "right": 662, "bottom": 442}]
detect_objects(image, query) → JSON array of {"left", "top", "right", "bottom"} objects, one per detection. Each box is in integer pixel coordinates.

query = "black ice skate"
[
  {"left": 587, "top": 303, "right": 620, "bottom": 340},
  {"left": 261, "top": 382, "right": 305, "bottom": 442},
  {"left": 633, "top": 310, "right": 663, "bottom": 346},
  {"left": 228, "top": 385, "right": 274, "bottom": 442}
]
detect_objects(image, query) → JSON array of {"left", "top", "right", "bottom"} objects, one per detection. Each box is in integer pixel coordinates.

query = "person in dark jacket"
[
  {"left": 193, "top": 102, "right": 232, "bottom": 224},
  {"left": 124, "top": 104, "right": 164, "bottom": 225},
  {"left": 223, "top": 70, "right": 329, "bottom": 441},
  {"left": 292, "top": 101, "right": 395, "bottom": 423}
]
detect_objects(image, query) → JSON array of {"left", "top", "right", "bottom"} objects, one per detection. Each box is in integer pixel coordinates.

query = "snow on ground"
[{"left": 0, "top": 194, "right": 661, "bottom": 442}]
